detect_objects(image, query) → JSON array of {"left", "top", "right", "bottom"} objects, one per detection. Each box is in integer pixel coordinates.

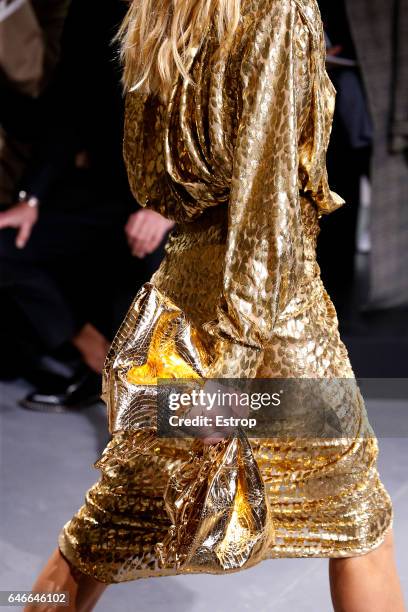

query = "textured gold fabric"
[
  {"left": 101, "top": 282, "right": 210, "bottom": 433},
  {"left": 99, "top": 282, "right": 276, "bottom": 574},
  {"left": 157, "top": 429, "right": 275, "bottom": 573},
  {"left": 59, "top": 0, "right": 393, "bottom": 583}
]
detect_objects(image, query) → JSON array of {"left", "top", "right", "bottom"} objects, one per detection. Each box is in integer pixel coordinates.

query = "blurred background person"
[
  {"left": 0, "top": 0, "right": 70, "bottom": 383},
  {"left": 317, "top": 0, "right": 372, "bottom": 318},
  {"left": 347, "top": 0, "right": 408, "bottom": 311},
  {"left": 0, "top": 0, "right": 69, "bottom": 202},
  {"left": 317, "top": 0, "right": 408, "bottom": 376},
  {"left": 0, "top": 0, "right": 173, "bottom": 411},
  {"left": 317, "top": 0, "right": 408, "bottom": 313}
]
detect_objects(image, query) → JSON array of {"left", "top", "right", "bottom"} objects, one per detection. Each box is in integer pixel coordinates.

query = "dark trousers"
[
  {"left": 0, "top": 206, "right": 166, "bottom": 376},
  {"left": 317, "top": 117, "right": 371, "bottom": 317}
]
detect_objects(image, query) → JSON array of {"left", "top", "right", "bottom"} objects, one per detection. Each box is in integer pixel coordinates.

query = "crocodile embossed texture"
[{"left": 58, "top": 0, "right": 392, "bottom": 583}]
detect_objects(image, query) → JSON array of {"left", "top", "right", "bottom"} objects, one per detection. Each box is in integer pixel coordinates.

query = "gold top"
[{"left": 124, "top": 0, "right": 343, "bottom": 371}]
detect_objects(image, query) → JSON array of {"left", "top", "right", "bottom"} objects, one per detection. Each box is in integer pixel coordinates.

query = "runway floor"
[{"left": 1, "top": 380, "right": 407, "bottom": 612}]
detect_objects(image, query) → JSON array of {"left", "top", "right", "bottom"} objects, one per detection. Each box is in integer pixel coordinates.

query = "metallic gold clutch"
[
  {"left": 102, "top": 282, "right": 210, "bottom": 434},
  {"left": 157, "top": 428, "right": 275, "bottom": 573},
  {"left": 101, "top": 282, "right": 274, "bottom": 573}
]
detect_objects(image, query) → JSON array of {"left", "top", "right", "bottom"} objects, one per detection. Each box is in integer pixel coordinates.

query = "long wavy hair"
[{"left": 117, "top": 0, "right": 241, "bottom": 99}]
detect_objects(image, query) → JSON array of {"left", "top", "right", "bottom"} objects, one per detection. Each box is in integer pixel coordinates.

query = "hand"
[
  {"left": 0, "top": 201, "right": 39, "bottom": 248},
  {"left": 185, "top": 380, "right": 248, "bottom": 445},
  {"left": 125, "top": 209, "right": 174, "bottom": 258}
]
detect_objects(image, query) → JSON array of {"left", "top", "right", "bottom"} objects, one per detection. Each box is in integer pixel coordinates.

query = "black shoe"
[{"left": 19, "top": 367, "right": 102, "bottom": 413}]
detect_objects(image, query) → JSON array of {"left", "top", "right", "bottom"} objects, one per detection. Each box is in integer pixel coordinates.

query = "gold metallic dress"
[{"left": 59, "top": 0, "right": 392, "bottom": 583}]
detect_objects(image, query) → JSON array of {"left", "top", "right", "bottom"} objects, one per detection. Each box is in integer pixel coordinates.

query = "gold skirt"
[{"left": 59, "top": 204, "right": 392, "bottom": 583}]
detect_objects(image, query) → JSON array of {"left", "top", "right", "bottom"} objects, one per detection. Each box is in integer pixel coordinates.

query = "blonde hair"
[{"left": 117, "top": 0, "right": 241, "bottom": 99}]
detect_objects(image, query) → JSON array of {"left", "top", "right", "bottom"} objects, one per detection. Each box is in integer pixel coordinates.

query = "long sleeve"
[
  {"left": 203, "top": 0, "right": 306, "bottom": 378},
  {"left": 123, "top": 92, "right": 183, "bottom": 220}
]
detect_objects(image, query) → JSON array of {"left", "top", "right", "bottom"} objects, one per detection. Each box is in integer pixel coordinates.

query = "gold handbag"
[
  {"left": 157, "top": 427, "right": 275, "bottom": 573},
  {"left": 101, "top": 282, "right": 275, "bottom": 573},
  {"left": 102, "top": 282, "right": 209, "bottom": 435}
]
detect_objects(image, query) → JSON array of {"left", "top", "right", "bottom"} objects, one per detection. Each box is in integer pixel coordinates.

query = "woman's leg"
[
  {"left": 329, "top": 529, "right": 405, "bottom": 612},
  {"left": 24, "top": 549, "right": 107, "bottom": 612}
]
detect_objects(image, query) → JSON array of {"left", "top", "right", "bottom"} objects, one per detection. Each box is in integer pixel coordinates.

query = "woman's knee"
[{"left": 330, "top": 527, "right": 396, "bottom": 572}]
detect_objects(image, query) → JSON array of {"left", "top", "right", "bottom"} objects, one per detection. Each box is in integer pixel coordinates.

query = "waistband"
[{"left": 168, "top": 196, "right": 320, "bottom": 251}]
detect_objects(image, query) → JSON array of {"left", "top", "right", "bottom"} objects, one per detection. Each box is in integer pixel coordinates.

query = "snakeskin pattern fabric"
[{"left": 58, "top": 0, "right": 392, "bottom": 583}]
